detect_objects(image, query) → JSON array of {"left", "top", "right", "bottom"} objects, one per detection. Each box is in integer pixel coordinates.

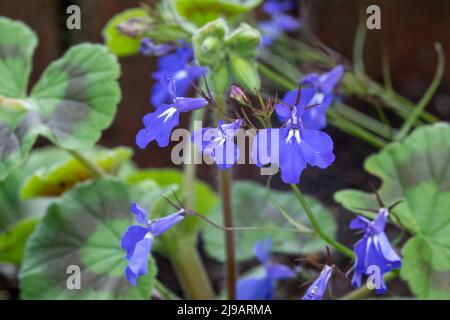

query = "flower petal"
[
  {"left": 300, "top": 129, "right": 335, "bottom": 168},
  {"left": 254, "top": 239, "right": 272, "bottom": 264},
  {"left": 279, "top": 128, "right": 307, "bottom": 184},
  {"left": 175, "top": 97, "right": 208, "bottom": 112},
  {"left": 349, "top": 216, "right": 371, "bottom": 230},
  {"left": 149, "top": 210, "right": 185, "bottom": 236},
  {"left": 267, "top": 263, "right": 295, "bottom": 280},
  {"left": 302, "top": 265, "right": 333, "bottom": 300},
  {"left": 236, "top": 277, "right": 273, "bottom": 300},
  {"left": 126, "top": 237, "right": 153, "bottom": 282},
  {"left": 130, "top": 202, "right": 148, "bottom": 225},
  {"left": 319, "top": 65, "right": 345, "bottom": 94},
  {"left": 121, "top": 225, "right": 150, "bottom": 259}
]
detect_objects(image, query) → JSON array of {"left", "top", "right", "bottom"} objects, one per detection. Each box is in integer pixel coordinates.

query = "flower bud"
[{"left": 230, "top": 85, "right": 249, "bottom": 105}]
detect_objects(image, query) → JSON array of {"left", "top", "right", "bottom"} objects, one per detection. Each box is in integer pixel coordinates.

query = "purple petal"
[
  {"left": 251, "top": 128, "right": 279, "bottom": 167},
  {"left": 349, "top": 216, "right": 371, "bottom": 230},
  {"left": 136, "top": 104, "right": 180, "bottom": 148},
  {"left": 168, "top": 79, "right": 177, "bottom": 99},
  {"left": 254, "top": 239, "right": 272, "bottom": 264},
  {"left": 125, "top": 266, "right": 138, "bottom": 285},
  {"left": 279, "top": 128, "right": 307, "bottom": 184},
  {"left": 130, "top": 202, "right": 148, "bottom": 225},
  {"left": 319, "top": 65, "right": 345, "bottom": 94},
  {"left": 302, "top": 265, "right": 333, "bottom": 300},
  {"left": 121, "top": 225, "right": 150, "bottom": 259},
  {"left": 373, "top": 208, "right": 389, "bottom": 233},
  {"left": 175, "top": 97, "right": 208, "bottom": 112},
  {"left": 266, "top": 263, "right": 295, "bottom": 280},
  {"left": 149, "top": 210, "right": 185, "bottom": 236},
  {"left": 214, "top": 139, "right": 239, "bottom": 170},
  {"left": 126, "top": 237, "right": 153, "bottom": 284},
  {"left": 376, "top": 232, "right": 402, "bottom": 269},
  {"left": 300, "top": 129, "right": 335, "bottom": 168},
  {"left": 236, "top": 277, "right": 273, "bottom": 300},
  {"left": 351, "top": 236, "right": 368, "bottom": 288}
]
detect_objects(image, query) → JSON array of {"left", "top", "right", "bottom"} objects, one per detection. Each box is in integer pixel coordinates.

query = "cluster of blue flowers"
[{"left": 121, "top": 21, "right": 401, "bottom": 299}]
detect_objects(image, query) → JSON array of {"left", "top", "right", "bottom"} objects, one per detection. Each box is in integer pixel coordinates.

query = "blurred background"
[{"left": 1, "top": 0, "right": 449, "bottom": 298}]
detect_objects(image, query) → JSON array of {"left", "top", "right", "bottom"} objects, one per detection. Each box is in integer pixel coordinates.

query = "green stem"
[
  {"left": 170, "top": 239, "right": 215, "bottom": 299},
  {"left": 267, "top": 189, "right": 314, "bottom": 234},
  {"left": 333, "top": 103, "right": 394, "bottom": 139},
  {"left": 328, "top": 110, "right": 386, "bottom": 149},
  {"left": 396, "top": 43, "right": 445, "bottom": 141},
  {"left": 65, "top": 149, "right": 105, "bottom": 178},
  {"left": 154, "top": 280, "right": 180, "bottom": 300},
  {"left": 183, "top": 108, "right": 206, "bottom": 210},
  {"left": 290, "top": 184, "right": 354, "bottom": 259},
  {"left": 220, "top": 169, "right": 237, "bottom": 300},
  {"left": 340, "top": 271, "right": 397, "bottom": 300}
]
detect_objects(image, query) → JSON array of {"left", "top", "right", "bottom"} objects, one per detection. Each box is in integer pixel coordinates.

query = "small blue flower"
[
  {"left": 302, "top": 265, "right": 333, "bottom": 300},
  {"left": 136, "top": 79, "right": 208, "bottom": 148},
  {"left": 237, "top": 240, "right": 295, "bottom": 300},
  {"left": 121, "top": 202, "right": 186, "bottom": 285},
  {"left": 278, "top": 65, "right": 344, "bottom": 130},
  {"left": 140, "top": 38, "right": 174, "bottom": 57},
  {"left": 192, "top": 119, "right": 243, "bottom": 170},
  {"left": 252, "top": 89, "right": 335, "bottom": 184},
  {"left": 259, "top": 0, "right": 302, "bottom": 46},
  {"left": 350, "top": 208, "right": 402, "bottom": 294},
  {"left": 151, "top": 43, "right": 206, "bottom": 107}
]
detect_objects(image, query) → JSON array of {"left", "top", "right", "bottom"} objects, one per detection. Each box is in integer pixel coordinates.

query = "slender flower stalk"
[
  {"left": 220, "top": 169, "right": 238, "bottom": 300},
  {"left": 291, "top": 184, "right": 354, "bottom": 259}
]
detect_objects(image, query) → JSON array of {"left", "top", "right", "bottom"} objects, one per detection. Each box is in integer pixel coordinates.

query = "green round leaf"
[
  {"left": 334, "top": 123, "right": 450, "bottom": 299},
  {"left": 0, "top": 16, "right": 37, "bottom": 97},
  {"left": 30, "top": 44, "right": 121, "bottom": 150},
  {"left": 0, "top": 147, "right": 68, "bottom": 231},
  {"left": 0, "top": 218, "right": 37, "bottom": 265},
  {"left": 20, "top": 178, "right": 157, "bottom": 299},
  {"left": 203, "top": 180, "right": 337, "bottom": 262}
]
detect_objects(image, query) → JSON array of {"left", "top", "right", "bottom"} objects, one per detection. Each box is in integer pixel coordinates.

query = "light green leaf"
[
  {"left": 0, "top": 218, "right": 37, "bottom": 265},
  {"left": 334, "top": 123, "right": 450, "bottom": 299},
  {"left": 29, "top": 44, "right": 121, "bottom": 149},
  {"left": 203, "top": 180, "right": 336, "bottom": 262},
  {"left": 0, "top": 18, "right": 121, "bottom": 180},
  {"left": 21, "top": 147, "right": 133, "bottom": 199},
  {"left": 20, "top": 178, "right": 158, "bottom": 300},
  {"left": 0, "top": 16, "right": 37, "bottom": 97},
  {"left": 0, "top": 147, "right": 68, "bottom": 231},
  {"left": 175, "top": 0, "right": 263, "bottom": 26},
  {"left": 102, "top": 8, "right": 149, "bottom": 57}
]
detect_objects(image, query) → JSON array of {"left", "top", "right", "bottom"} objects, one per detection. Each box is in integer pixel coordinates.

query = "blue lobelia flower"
[
  {"left": 258, "top": 0, "right": 302, "bottom": 46},
  {"left": 278, "top": 65, "right": 345, "bottom": 130},
  {"left": 121, "top": 202, "right": 186, "bottom": 285},
  {"left": 136, "top": 79, "right": 208, "bottom": 148},
  {"left": 192, "top": 119, "right": 243, "bottom": 170},
  {"left": 151, "top": 43, "right": 206, "bottom": 107},
  {"left": 302, "top": 265, "right": 333, "bottom": 300},
  {"left": 252, "top": 89, "right": 335, "bottom": 184},
  {"left": 350, "top": 208, "right": 402, "bottom": 294},
  {"left": 140, "top": 38, "right": 174, "bottom": 57},
  {"left": 237, "top": 239, "right": 295, "bottom": 300}
]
